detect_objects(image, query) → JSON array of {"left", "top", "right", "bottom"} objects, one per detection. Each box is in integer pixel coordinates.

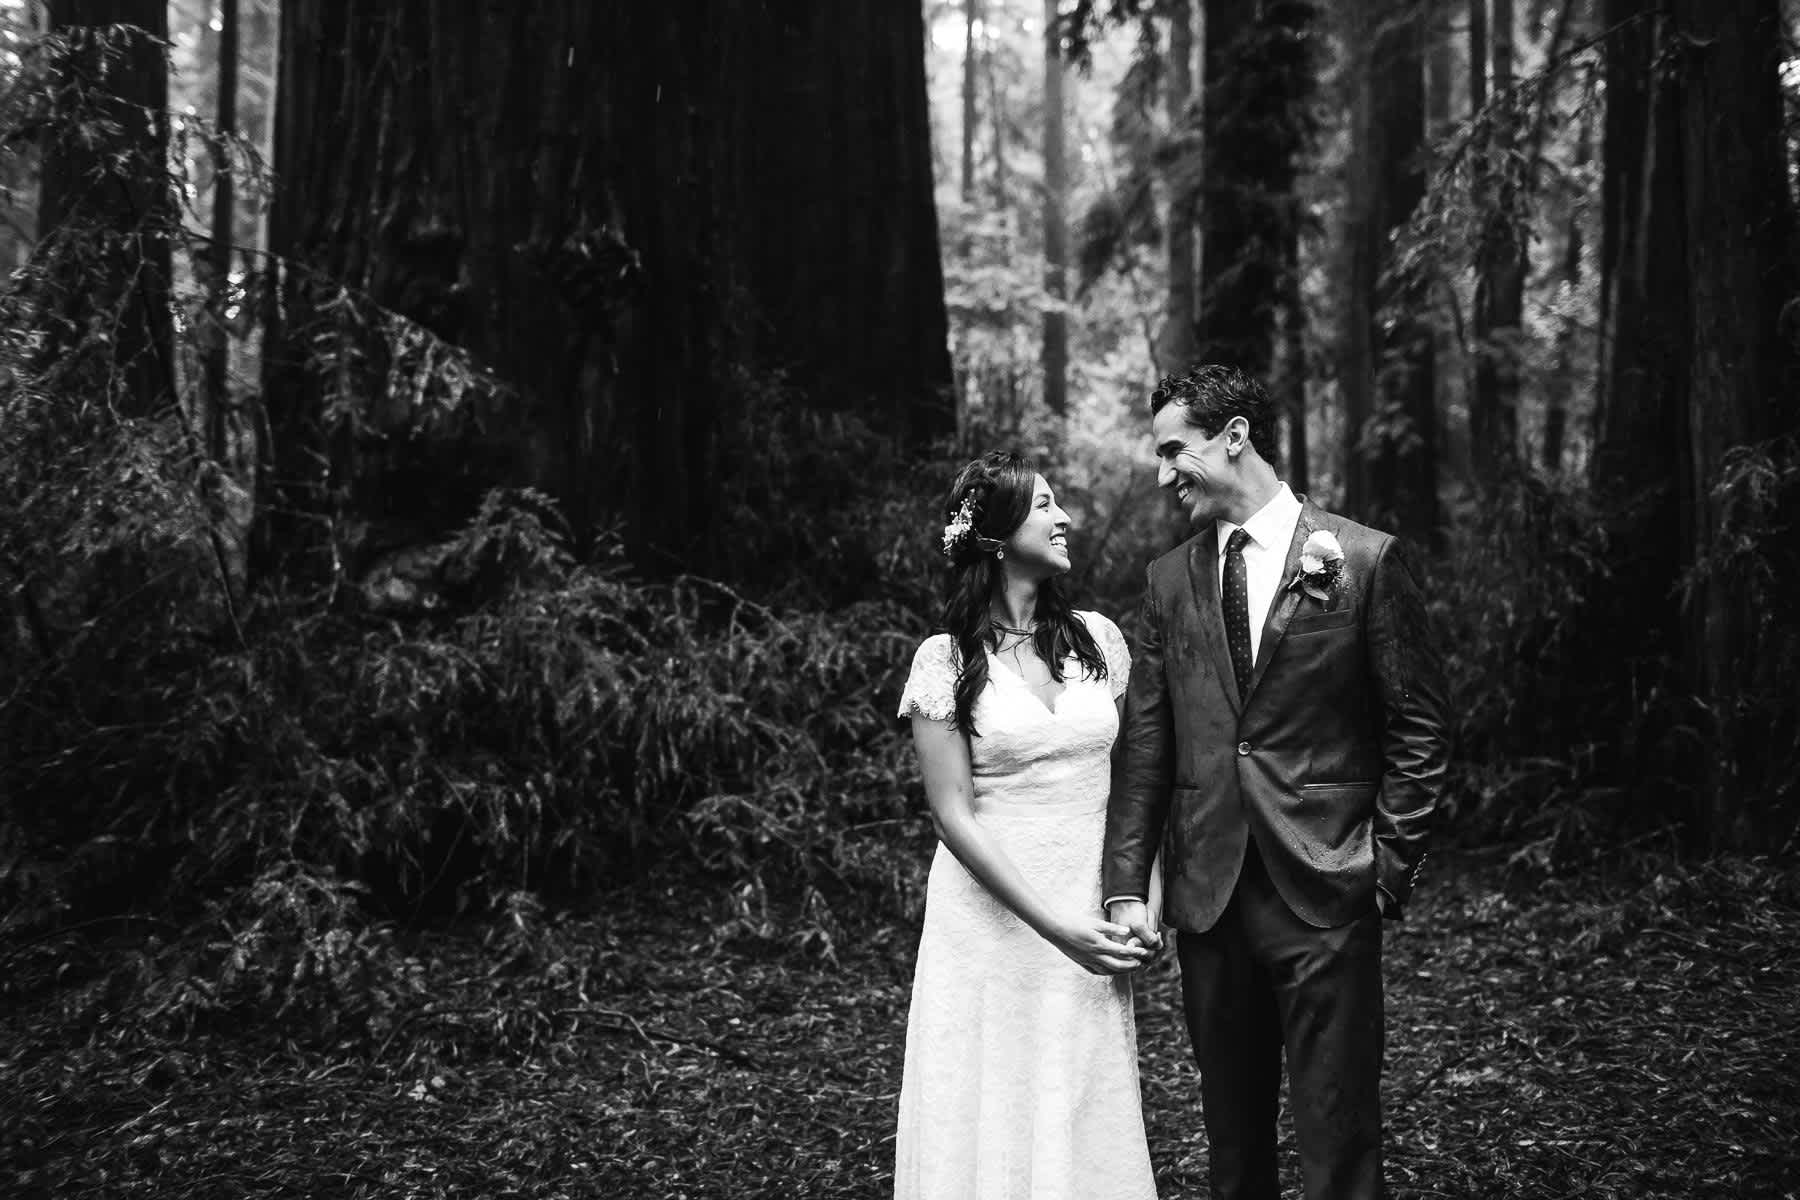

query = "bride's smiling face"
[{"left": 1002, "top": 475, "right": 1072, "bottom": 577}]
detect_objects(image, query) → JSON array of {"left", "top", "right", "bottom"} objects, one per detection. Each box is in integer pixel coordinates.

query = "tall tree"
[
  {"left": 1589, "top": 0, "right": 1693, "bottom": 821},
  {"left": 1194, "top": 1, "right": 1317, "bottom": 416},
  {"left": 201, "top": 0, "right": 239, "bottom": 461},
  {"left": 260, "top": 3, "right": 954, "bottom": 571},
  {"left": 38, "top": 0, "right": 174, "bottom": 417},
  {"left": 963, "top": 0, "right": 981, "bottom": 202},
  {"left": 1593, "top": 0, "right": 1798, "bottom": 844},
  {"left": 1471, "top": 0, "right": 1523, "bottom": 484},
  {"left": 1543, "top": 114, "right": 1587, "bottom": 473},
  {"left": 1042, "top": 0, "right": 1070, "bottom": 418},
  {"left": 1670, "top": 0, "right": 1797, "bottom": 838},
  {"left": 1343, "top": 0, "right": 1437, "bottom": 541},
  {"left": 1156, "top": 0, "right": 1198, "bottom": 375}
]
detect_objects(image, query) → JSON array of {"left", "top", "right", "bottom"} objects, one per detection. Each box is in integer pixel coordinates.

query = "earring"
[{"left": 996, "top": 548, "right": 1006, "bottom": 560}]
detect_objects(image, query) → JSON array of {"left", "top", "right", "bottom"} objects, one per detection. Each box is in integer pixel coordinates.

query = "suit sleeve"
[
  {"left": 1364, "top": 536, "right": 1451, "bottom": 909},
  {"left": 1103, "top": 565, "right": 1176, "bottom": 901}
]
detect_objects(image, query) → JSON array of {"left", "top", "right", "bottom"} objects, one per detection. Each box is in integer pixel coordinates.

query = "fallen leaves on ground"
[{"left": 3, "top": 850, "right": 1796, "bottom": 1198}]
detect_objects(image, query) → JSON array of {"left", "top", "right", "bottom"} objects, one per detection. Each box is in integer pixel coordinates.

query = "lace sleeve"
[
  {"left": 1085, "top": 611, "right": 1131, "bottom": 699},
  {"left": 898, "top": 635, "right": 959, "bottom": 723}
]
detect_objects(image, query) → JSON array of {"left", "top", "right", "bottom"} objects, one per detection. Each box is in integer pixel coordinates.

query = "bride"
[{"left": 893, "top": 451, "right": 1160, "bottom": 1200}]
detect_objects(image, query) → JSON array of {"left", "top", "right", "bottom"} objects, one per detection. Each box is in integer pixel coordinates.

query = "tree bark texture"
[
  {"left": 1279, "top": 219, "right": 1308, "bottom": 493},
  {"left": 1593, "top": 0, "right": 1798, "bottom": 843},
  {"left": 1344, "top": 0, "right": 1436, "bottom": 542},
  {"left": 1043, "top": 0, "right": 1069, "bottom": 418},
  {"left": 202, "top": 0, "right": 239, "bottom": 462},
  {"left": 1196, "top": 0, "right": 1262, "bottom": 375},
  {"left": 39, "top": 0, "right": 174, "bottom": 417},
  {"left": 1155, "top": 0, "right": 1198, "bottom": 375},
  {"left": 1670, "top": 0, "right": 1797, "bottom": 838},
  {"left": 261, "top": 2, "right": 954, "bottom": 568},
  {"left": 1471, "top": 0, "right": 1522, "bottom": 484},
  {"left": 1588, "top": 1, "right": 1695, "bottom": 824},
  {"left": 963, "top": 0, "right": 980, "bottom": 203}
]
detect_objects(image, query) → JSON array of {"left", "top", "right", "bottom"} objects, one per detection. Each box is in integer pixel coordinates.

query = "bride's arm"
[{"left": 911, "top": 715, "right": 1149, "bottom": 976}]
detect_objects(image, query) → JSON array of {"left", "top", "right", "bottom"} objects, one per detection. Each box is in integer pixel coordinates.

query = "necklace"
[{"left": 990, "top": 618, "right": 1037, "bottom": 645}]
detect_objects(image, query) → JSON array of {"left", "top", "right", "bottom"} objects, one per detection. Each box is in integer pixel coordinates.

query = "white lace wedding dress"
[{"left": 893, "top": 611, "right": 1158, "bottom": 1200}]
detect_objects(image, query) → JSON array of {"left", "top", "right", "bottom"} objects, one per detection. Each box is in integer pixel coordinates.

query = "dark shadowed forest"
[{"left": 2, "top": 1, "right": 1797, "bottom": 1197}]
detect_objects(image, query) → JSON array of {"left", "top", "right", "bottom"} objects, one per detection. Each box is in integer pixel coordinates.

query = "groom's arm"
[
  {"left": 1104, "top": 567, "right": 1175, "bottom": 911},
  {"left": 1365, "top": 536, "right": 1451, "bottom": 914}
]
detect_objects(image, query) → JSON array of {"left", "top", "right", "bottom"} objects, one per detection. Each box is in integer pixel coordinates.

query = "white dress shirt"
[{"left": 1215, "top": 483, "right": 1302, "bottom": 665}]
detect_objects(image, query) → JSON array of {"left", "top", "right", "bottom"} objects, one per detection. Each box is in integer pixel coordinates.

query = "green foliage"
[
  {"left": 136, "top": 864, "right": 428, "bottom": 1043},
  {"left": 3, "top": 477, "right": 943, "bottom": 1019},
  {"left": 1676, "top": 436, "right": 1800, "bottom": 836},
  {"left": 1426, "top": 473, "right": 1612, "bottom": 853},
  {"left": 0, "top": 20, "right": 946, "bottom": 1026}
]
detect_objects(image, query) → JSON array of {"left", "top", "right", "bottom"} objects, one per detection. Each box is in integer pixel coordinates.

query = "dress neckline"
[{"left": 986, "top": 648, "right": 1070, "bottom": 716}]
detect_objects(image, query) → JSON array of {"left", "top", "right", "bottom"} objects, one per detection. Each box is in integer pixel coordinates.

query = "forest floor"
[{"left": 3, "top": 848, "right": 1798, "bottom": 1199}]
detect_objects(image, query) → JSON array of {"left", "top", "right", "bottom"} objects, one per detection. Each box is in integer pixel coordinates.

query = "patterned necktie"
[{"left": 1223, "top": 527, "right": 1254, "bottom": 701}]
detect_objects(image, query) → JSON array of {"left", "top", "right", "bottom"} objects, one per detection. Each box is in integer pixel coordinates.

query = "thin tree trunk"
[
  {"left": 203, "top": 0, "right": 239, "bottom": 462},
  {"left": 1342, "top": 0, "right": 1376, "bottom": 514},
  {"left": 1280, "top": 220, "right": 1308, "bottom": 493},
  {"left": 1426, "top": 0, "right": 1468, "bottom": 487},
  {"left": 987, "top": 34, "right": 1008, "bottom": 208},
  {"left": 1590, "top": 2, "right": 1694, "bottom": 831},
  {"left": 1465, "top": 0, "right": 1489, "bottom": 470},
  {"left": 1374, "top": 0, "right": 1437, "bottom": 543},
  {"left": 962, "top": 0, "right": 979, "bottom": 203},
  {"left": 1156, "top": 0, "right": 1197, "bottom": 374},
  {"left": 1196, "top": 0, "right": 1255, "bottom": 370},
  {"left": 1544, "top": 112, "right": 1586, "bottom": 473},
  {"left": 1471, "top": 0, "right": 1521, "bottom": 484},
  {"left": 1346, "top": 0, "right": 1435, "bottom": 541},
  {"left": 1042, "top": 0, "right": 1068, "bottom": 418}
]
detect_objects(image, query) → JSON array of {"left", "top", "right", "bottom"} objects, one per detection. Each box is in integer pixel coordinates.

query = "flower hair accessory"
[
  {"left": 1288, "top": 528, "right": 1346, "bottom": 601},
  {"left": 940, "top": 492, "right": 1005, "bottom": 561}
]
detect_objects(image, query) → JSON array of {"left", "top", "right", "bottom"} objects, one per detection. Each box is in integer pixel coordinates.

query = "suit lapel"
[
  {"left": 1244, "top": 502, "right": 1318, "bottom": 701},
  {"left": 1186, "top": 526, "right": 1241, "bottom": 715}
]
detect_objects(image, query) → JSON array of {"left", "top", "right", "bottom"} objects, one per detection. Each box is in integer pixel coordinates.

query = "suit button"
[{"left": 1237, "top": 741, "right": 1251, "bottom": 756}]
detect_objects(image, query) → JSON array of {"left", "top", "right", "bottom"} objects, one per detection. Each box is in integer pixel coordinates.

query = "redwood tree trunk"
[
  {"left": 1588, "top": 1, "right": 1695, "bottom": 828},
  {"left": 1156, "top": 0, "right": 1198, "bottom": 375},
  {"left": 261, "top": 2, "right": 953, "bottom": 571},
  {"left": 1196, "top": 0, "right": 1316, "bottom": 432},
  {"left": 1196, "top": 0, "right": 1263, "bottom": 373},
  {"left": 1672, "top": 0, "right": 1796, "bottom": 842},
  {"left": 1471, "top": 0, "right": 1522, "bottom": 484},
  {"left": 1345, "top": 0, "right": 1436, "bottom": 541}
]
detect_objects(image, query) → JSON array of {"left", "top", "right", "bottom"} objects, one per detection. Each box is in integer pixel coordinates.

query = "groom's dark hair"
[{"left": 1149, "top": 364, "right": 1280, "bottom": 466}]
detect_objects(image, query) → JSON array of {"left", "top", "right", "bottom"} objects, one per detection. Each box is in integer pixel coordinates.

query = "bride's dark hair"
[{"left": 938, "top": 451, "right": 1107, "bottom": 735}]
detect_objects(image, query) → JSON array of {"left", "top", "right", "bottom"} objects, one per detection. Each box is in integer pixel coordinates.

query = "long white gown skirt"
[{"left": 893, "top": 617, "right": 1158, "bottom": 1200}]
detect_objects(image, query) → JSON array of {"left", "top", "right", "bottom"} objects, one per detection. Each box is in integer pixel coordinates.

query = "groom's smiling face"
[{"left": 1153, "top": 402, "right": 1235, "bottom": 526}]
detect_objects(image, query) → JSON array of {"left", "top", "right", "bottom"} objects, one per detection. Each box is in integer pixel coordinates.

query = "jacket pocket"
[
  {"left": 1299, "top": 780, "right": 1379, "bottom": 801},
  {"left": 1287, "top": 608, "right": 1357, "bottom": 636}
]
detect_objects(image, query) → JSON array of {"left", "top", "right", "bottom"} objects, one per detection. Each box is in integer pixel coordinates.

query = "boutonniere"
[{"left": 1287, "top": 529, "right": 1345, "bottom": 602}]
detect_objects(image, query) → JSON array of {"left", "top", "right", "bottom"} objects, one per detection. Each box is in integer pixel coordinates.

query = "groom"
[{"left": 1104, "top": 364, "right": 1449, "bottom": 1199}]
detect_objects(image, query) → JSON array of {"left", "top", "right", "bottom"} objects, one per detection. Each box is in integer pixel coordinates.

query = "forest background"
[{"left": 1, "top": 1, "right": 1797, "bottom": 1197}]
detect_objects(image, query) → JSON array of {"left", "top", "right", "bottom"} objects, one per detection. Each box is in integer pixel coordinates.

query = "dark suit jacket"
[{"left": 1103, "top": 499, "right": 1450, "bottom": 931}]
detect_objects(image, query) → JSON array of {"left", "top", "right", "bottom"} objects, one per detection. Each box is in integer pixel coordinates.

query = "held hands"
[
  {"left": 1106, "top": 899, "right": 1163, "bottom": 959},
  {"left": 1052, "top": 912, "right": 1155, "bottom": 976}
]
